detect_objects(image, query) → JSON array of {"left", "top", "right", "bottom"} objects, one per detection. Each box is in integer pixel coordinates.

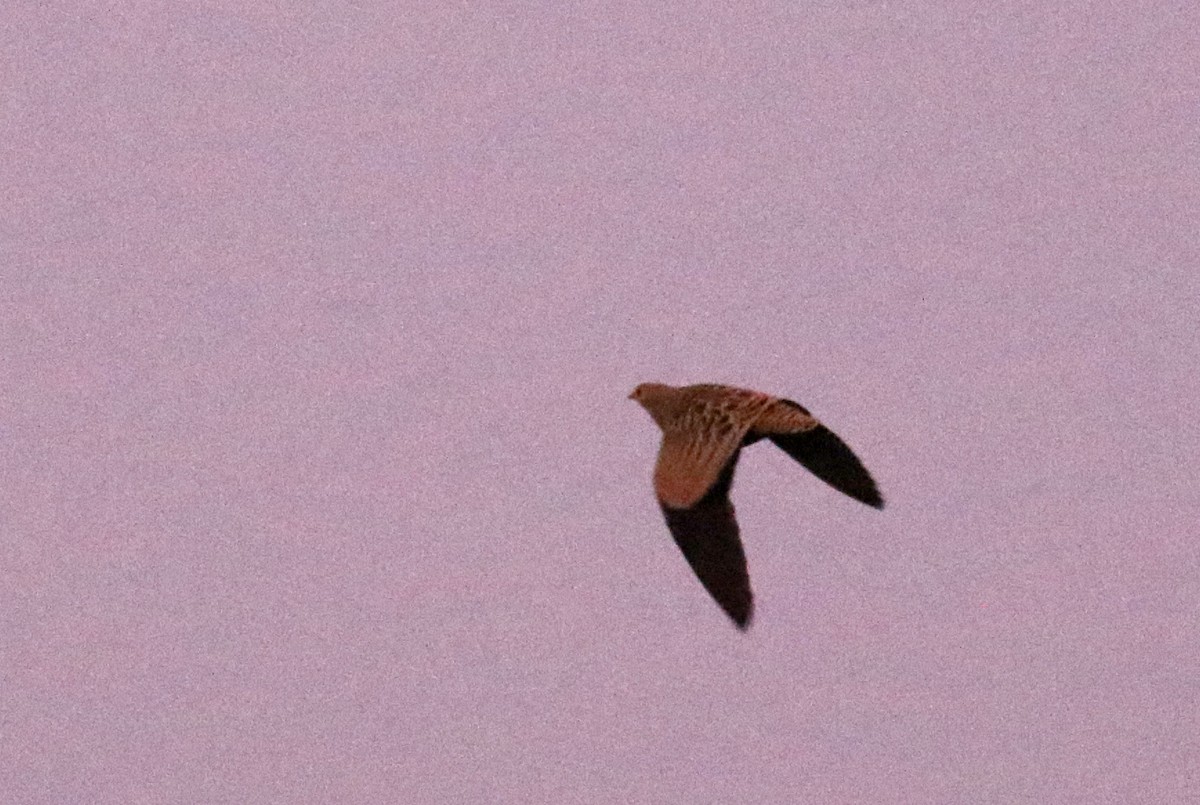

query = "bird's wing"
[
  {"left": 652, "top": 411, "right": 750, "bottom": 510},
  {"left": 660, "top": 453, "right": 753, "bottom": 629},
  {"left": 752, "top": 398, "right": 884, "bottom": 509}
]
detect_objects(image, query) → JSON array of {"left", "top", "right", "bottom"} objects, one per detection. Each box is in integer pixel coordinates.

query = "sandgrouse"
[{"left": 629, "top": 382, "right": 883, "bottom": 630}]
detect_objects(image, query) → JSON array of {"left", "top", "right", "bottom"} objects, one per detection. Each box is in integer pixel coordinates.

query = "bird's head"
[
  {"left": 628, "top": 382, "right": 670, "bottom": 403},
  {"left": 628, "top": 382, "right": 678, "bottom": 429}
]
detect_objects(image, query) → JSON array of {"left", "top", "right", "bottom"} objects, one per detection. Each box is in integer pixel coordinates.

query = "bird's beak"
[{"left": 627, "top": 391, "right": 636, "bottom": 400}]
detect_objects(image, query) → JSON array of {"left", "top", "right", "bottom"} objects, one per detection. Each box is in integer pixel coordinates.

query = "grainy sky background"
[{"left": 3, "top": 2, "right": 1199, "bottom": 802}]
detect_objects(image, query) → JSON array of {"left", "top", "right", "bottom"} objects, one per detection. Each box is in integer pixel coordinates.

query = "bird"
[{"left": 629, "top": 382, "right": 883, "bottom": 630}]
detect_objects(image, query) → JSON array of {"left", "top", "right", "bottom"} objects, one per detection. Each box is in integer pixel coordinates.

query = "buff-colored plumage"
[{"left": 629, "top": 382, "right": 883, "bottom": 630}]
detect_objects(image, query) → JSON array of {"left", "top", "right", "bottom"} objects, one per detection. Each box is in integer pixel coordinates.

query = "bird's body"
[{"left": 629, "top": 382, "right": 883, "bottom": 630}]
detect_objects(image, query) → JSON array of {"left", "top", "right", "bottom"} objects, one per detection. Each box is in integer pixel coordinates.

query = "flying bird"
[{"left": 629, "top": 382, "right": 883, "bottom": 630}]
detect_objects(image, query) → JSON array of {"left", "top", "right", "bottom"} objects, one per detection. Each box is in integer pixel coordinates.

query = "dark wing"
[
  {"left": 765, "top": 400, "right": 884, "bottom": 509},
  {"left": 659, "top": 453, "right": 753, "bottom": 630}
]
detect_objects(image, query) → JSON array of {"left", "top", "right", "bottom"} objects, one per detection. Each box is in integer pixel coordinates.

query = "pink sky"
[{"left": 3, "top": 2, "right": 1199, "bottom": 802}]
